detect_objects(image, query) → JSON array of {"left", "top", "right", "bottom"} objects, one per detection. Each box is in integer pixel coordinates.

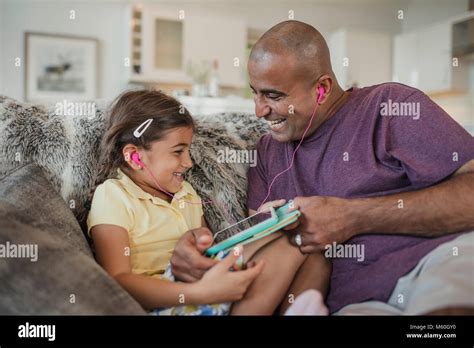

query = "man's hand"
[
  {"left": 170, "top": 227, "right": 218, "bottom": 282},
  {"left": 287, "top": 196, "right": 359, "bottom": 253}
]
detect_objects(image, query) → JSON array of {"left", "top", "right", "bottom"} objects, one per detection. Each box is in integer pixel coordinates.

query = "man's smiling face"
[{"left": 248, "top": 53, "right": 317, "bottom": 142}]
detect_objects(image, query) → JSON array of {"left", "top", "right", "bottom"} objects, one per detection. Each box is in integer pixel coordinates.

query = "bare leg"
[
  {"left": 231, "top": 236, "right": 306, "bottom": 315},
  {"left": 279, "top": 252, "right": 331, "bottom": 314}
]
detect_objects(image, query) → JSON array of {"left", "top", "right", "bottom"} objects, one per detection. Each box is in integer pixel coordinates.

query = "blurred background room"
[{"left": 0, "top": 0, "right": 472, "bottom": 133}]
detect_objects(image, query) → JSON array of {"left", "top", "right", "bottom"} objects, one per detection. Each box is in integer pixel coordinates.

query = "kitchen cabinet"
[
  {"left": 392, "top": 31, "right": 418, "bottom": 87},
  {"left": 417, "top": 22, "right": 452, "bottom": 92},
  {"left": 132, "top": 4, "right": 247, "bottom": 89}
]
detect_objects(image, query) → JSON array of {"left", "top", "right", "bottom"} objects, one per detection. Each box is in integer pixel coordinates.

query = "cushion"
[
  {"left": 0, "top": 163, "right": 146, "bottom": 314},
  {"left": 0, "top": 95, "right": 268, "bottom": 241}
]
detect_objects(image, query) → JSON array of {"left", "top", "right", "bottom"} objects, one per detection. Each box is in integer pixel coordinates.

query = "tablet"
[{"left": 205, "top": 202, "right": 300, "bottom": 257}]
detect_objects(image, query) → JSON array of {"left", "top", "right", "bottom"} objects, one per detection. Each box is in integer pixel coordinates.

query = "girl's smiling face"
[{"left": 123, "top": 126, "right": 194, "bottom": 202}]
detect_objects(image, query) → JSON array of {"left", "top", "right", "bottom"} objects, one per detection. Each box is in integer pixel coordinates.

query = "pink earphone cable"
[
  {"left": 131, "top": 87, "right": 323, "bottom": 222},
  {"left": 257, "top": 88, "right": 323, "bottom": 210},
  {"left": 136, "top": 156, "right": 237, "bottom": 224}
]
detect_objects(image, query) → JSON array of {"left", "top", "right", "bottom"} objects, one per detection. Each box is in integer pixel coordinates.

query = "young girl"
[{"left": 86, "top": 90, "right": 325, "bottom": 315}]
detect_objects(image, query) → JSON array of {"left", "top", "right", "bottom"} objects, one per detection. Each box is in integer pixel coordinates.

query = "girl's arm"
[{"left": 91, "top": 224, "right": 264, "bottom": 310}]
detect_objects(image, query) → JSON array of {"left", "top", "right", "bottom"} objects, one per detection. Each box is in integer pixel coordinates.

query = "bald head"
[{"left": 250, "top": 20, "right": 333, "bottom": 83}]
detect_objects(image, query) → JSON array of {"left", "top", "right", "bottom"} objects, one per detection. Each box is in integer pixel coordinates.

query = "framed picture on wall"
[{"left": 25, "top": 32, "right": 98, "bottom": 102}]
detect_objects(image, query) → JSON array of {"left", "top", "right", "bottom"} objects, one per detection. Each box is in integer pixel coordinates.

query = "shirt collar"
[{"left": 117, "top": 168, "right": 193, "bottom": 205}]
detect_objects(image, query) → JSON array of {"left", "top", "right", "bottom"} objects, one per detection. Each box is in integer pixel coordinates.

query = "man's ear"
[
  {"left": 122, "top": 144, "right": 140, "bottom": 170},
  {"left": 315, "top": 75, "right": 333, "bottom": 103}
]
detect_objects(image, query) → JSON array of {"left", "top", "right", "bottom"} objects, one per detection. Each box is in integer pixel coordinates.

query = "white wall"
[
  {"left": 0, "top": 0, "right": 408, "bottom": 102},
  {"left": 400, "top": 0, "right": 469, "bottom": 32},
  {"left": 2, "top": 0, "right": 467, "bottom": 103},
  {"left": 329, "top": 29, "right": 392, "bottom": 89},
  {"left": 0, "top": 0, "right": 130, "bottom": 101},
  {"left": 175, "top": 0, "right": 404, "bottom": 37}
]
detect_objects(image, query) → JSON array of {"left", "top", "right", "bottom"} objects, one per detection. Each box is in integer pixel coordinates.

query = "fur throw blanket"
[{"left": 0, "top": 95, "right": 268, "bottom": 241}]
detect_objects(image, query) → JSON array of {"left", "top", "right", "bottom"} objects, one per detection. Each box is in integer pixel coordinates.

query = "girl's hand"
[
  {"left": 194, "top": 245, "right": 265, "bottom": 303},
  {"left": 257, "top": 199, "right": 286, "bottom": 213}
]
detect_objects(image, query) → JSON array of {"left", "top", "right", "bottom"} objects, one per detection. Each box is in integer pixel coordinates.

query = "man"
[{"left": 172, "top": 20, "right": 474, "bottom": 315}]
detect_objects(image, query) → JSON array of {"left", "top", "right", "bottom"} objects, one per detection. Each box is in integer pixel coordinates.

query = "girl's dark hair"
[{"left": 82, "top": 89, "right": 194, "bottom": 223}]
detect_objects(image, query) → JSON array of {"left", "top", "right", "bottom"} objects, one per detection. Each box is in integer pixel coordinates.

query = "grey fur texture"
[{"left": 0, "top": 95, "right": 268, "bottom": 241}]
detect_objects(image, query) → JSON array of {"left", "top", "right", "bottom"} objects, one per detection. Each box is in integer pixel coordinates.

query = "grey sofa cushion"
[
  {"left": 0, "top": 163, "right": 146, "bottom": 314},
  {"left": 0, "top": 95, "right": 268, "bottom": 241}
]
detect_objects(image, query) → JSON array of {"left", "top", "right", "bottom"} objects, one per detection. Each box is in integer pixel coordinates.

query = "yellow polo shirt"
[{"left": 87, "top": 169, "right": 204, "bottom": 277}]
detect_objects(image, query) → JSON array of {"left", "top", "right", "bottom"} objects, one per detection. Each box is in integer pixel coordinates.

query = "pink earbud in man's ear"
[
  {"left": 317, "top": 86, "right": 325, "bottom": 104},
  {"left": 131, "top": 152, "right": 144, "bottom": 169}
]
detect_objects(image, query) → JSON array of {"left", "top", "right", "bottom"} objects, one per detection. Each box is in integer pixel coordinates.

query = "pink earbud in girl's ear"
[
  {"left": 131, "top": 152, "right": 144, "bottom": 169},
  {"left": 317, "top": 86, "right": 325, "bottom": 104}
]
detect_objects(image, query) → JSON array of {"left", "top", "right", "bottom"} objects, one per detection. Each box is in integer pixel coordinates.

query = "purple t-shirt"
[{"left": 247, "top": 82, "right": 474, "bottom": 313}]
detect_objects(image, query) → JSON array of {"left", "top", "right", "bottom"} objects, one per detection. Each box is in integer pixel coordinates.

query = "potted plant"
[{"left": 186, "top": 60, "right": 211, "bottom": 97}]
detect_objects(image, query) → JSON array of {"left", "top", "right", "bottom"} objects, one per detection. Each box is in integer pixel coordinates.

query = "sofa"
[{"left": 0, "top": 95, "right": 268, "bottom": 314}]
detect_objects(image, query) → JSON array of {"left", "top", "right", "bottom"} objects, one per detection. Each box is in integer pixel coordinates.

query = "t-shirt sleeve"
[
  {"left": 86, "top": 182, "right": 135, "bottom": 236},
  {"left": 386, "top": 90, "right": 474, "bottom": 188},
  {"left": 247, "top": 137, "right": 269, "bottom": 211}
]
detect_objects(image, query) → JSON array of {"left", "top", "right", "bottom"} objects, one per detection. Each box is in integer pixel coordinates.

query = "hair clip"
[{"left": 133, "top": 119, "right": 153, "bottom": 138}]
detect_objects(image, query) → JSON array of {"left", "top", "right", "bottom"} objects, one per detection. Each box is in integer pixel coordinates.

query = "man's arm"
[
  {"left": 290, "top": 160, "right": 474, "bottom": 253},
  {"left": 355, "top": 159, "right": 474, "bottom": 236}
]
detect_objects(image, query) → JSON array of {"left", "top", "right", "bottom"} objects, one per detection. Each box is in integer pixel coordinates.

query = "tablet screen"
[{"left": 215, "top": 210, "right": 270, "bottom": 238}]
